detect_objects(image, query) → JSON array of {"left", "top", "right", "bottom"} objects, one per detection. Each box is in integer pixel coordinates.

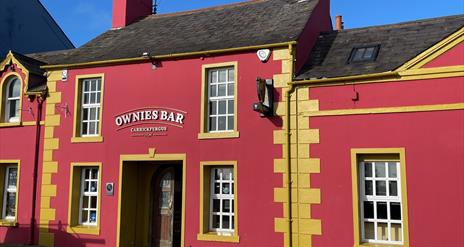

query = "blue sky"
[{"left": 41, "top": 0, "right": 464, "bottom": 47}]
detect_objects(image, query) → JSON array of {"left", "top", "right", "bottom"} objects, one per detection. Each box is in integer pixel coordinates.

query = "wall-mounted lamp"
[{"left": 252, "top": 77, "right": 274, "bottom": 117}]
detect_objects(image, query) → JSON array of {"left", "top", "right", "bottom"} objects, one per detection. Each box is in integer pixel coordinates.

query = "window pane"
[
  {"left": 83, "top": 93, "right": 90, "bottom": 104},
  {"left": 160, "top": 192, "right": 170, "bottom": 208},
  {"left": 91, "top": 169, "right": 98, "bottom": 179},
  {"left": 89, "top": 210, "right": 97, "bottom": 223},
  {"left": 5, "top": 192, "right": 16, "bottom": 217},
  {"left": 364, "top": 163, "right": 372, "bottom": 177},
  {"left": 376, "top": 181, "right": 386, "bottom": 196},
  {"left": 391, "top": 202, "right": 401, "bottom": 220},
  {"left": 389, "top": 181, "right": 398, "bottom": 196},
  {"left": 210, "top": 85, "right": 217, "bottom": 97},
  {"left": 8, "top": 100, "right": 17, "bottom": 119},
  {"left": 218, "top": 84, "right": 226, "bottom": 97},
  {"left": 82, "top": 108, "right": 89, "bottom": 121},
  {"left": 232, "top": 216, "right": 235, "bottom": 229},
  {"left": 213, "top": 199, "right": 220, "bottom": 212},
  {"left": 227, "top": 116, "right": 234, "bottom": 130},
  {"left": 219, "top": 70, "right": 227, "bottom": 82},
  {"left": 96, "top": 92, "right": 101, "bottom": 104},
  {"left": 90, "top": 196, "right": 97, "bottom": 208},
  {"left": 96, "top": 80, "right": 102, "bottom": 91},
  {"left": 212, "top": 215, "right": 220, "bottom": 228},
  {"left": 210, "top": 71, "right": 218, "bottom": 83},
  {"left": 9, "top": 79, "right": 20, "bottom": 97},
  {"left": 222, "top": 183, "right": 230, "bottom": 194},
  {"left": 82, "top": 196, "right": 89, "bottom": 208},
  {"left": 375, "top": 163, "right": 386, "bottom": 177},
  {"left": 7, "top": 168, "right": 17, "bottom": 187},
  {"left": 90, "top": 181, "right": 98, "bottom": 192},
  {"left": 209, "top": 117, "right": 216, "bottom": 131},
  {"left": 377, "top": 223, "right": 388, "bottom": 240},
  {"left": 209, "top": 101, "right": 217, "bottom": 115},
  {"left": 82, "top": 122, "right": 88, "bottom": 135},
  {"left": 363, "top": 47, "right": 375, "bottom": 59},
  {"left": 84, "top": 80, "right": 90, "bottom": 91},
  {"left": 218, "top": 116, "right": 226, "bottom": 130},
  {"left": 228, "top": 69, "right": 234, "bottom": 81},
  {"left": 222, "top": 215, "right": 230, "bottom": 229},
  {"left": 228, "top": 100, "right": 234, "bottom": 114},
  {"left": 84, "top": 169, "right": 90, "bottom": 179},
  {"left": 91, "top": 80, "right": 97, "bottom": 91},
  {"left": 391, "top": 223, "right": 402, "bottom": 241},
  {"left": 388, "top": 162, "right": 397, "bottom": 178},
  {"left": 227, "top": 83, "right": 234, "bottom": 96},
  {"left": 214, "top": 183, "right": 220, "bottom": 194},
  {"left": 90, "top": 93, "right": 96, "bottom": 104},
  {"left": 89, "top": 108, "right": 96, "bottom": 120},
  {"left": 353, "top": 48, "right": 365, "bottom": 61},
  {"left": 222, "top": 169, "right": 231, "bottom": 180},
  {"left": 214, "top": 169, "right": 220, "bottom": 180},
  {"left": 365, "top": 180, "right": 373, "bottom": 195},
  {"left": 223, "top": 199, "right": 230, "bottom": 213},
  {"left": 81, "top": 210, "right": 88, "bottom": 223},
  {"left": 218, "top": 101, "right": 226, "bottom": 114},
  {"left": 377, "top": 202, "right": 388, "bottom": 219},
  {"left": 364, "top": 222, "right": 374, "bottom": 240},
  {"left": 363, "top": 201, "right": 374, "bottom": 219}
]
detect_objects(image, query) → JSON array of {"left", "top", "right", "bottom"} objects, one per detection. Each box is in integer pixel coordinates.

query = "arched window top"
[
  {"left": 6, "top": 77, "right": 20, "bottom": 99},
  {"left": 2, "top": 75, "right": 21, "bottom": 123}
]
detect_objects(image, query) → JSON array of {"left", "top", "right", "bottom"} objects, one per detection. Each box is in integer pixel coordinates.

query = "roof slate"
[
  {"left": 296, "top": 15, "right": 464, "bottom": 80},
  {"left": 29, "top": 0, "right": 319, "bottom": 65}
]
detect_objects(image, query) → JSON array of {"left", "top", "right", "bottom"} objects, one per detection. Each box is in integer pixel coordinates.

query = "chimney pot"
[{"left": 336, "top": 15, "right": 344, "bottom": 31}]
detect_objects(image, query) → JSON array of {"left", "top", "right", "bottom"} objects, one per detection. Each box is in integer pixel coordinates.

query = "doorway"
[{"left": 118, "top": 160, "right": 183, "bottom": 247}]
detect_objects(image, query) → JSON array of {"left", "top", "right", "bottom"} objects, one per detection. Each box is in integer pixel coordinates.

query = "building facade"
[{"left": 0, "top": 0, "right": 462, "bottom": 247}]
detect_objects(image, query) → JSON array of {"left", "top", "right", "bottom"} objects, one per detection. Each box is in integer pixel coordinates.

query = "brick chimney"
[
  {"left": 112, "top": 0, "right": 152, "bottom": 28},
  {"left": 336, "top": 15, "right": 344, "bottom": 31}
]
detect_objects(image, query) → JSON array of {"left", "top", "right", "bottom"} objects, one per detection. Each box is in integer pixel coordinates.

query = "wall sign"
[{"left": 114, "top": 107, "right": 186, "bottom": 137}]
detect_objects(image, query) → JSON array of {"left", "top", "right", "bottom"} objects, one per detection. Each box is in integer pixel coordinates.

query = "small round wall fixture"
[{"left": 257, "top": 49, "right": 271, "bottom": 62}]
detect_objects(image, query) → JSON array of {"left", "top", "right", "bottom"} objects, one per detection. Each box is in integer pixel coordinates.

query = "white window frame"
[
  {"left": 80, "top": 78, "right": 101, "bottom": 137},
  {"left": 209, "top": 167, "right": 234, "bottom": 235},
  {"left": 4, "top": 77, "right": 20, "bottom": 123},
  {"left": 359, "top": 161, "right": 403, "bottom": 245},
  {"left": 2, "top": 166, "right": 18, "bottom": 221},
  {"left": 78, "top": 167, "right": 99, "bottom": 226},
  {"left": 207, "top": 67, "right": 235, "bottom": 132}
]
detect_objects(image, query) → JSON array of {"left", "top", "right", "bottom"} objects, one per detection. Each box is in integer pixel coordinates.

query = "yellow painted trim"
[
  {"left": 72, "top": 74, "right": 105, "bottom": 143},
  {"left": 0, "top": 51, "right": 32, "bottom": 94},
  {"left": 21, "top": 121, "right": 45, "bottom": 126},
  {"left": 0, "top": 72, "right": 24, "bottom": 124},
  {"left": 197, "top": 161, "right": 239, "bottom": 243},
  {"left": 351, "top": 148, "right": 410, "bottom": 247},
  {"left": 304, "top": 103, "right": 464, "bottom": 117},
  {"left": 116, "top": 150, "right": 186, "bottom": 247},
  {"left": 398, "top": 65, "right": 464, "bottom": 80},
  {"left": 397, "top": 27, "right": 464, "bottom": 70},
  {"left": 198, "top": 62, "right": 239, "bottom": 140},
  {"left": 41, "top": 42, "right": 297, "bottom": 70},
  {"left": 0, "top": 121, "right": 44, "bottom": 128},
  {"left": 0, "top": 160, "right": 21, "bottom": 227},
  {"left": 67, "top": 162, "right": 102, "bottom": 236},
  {"left": 71, "top": 136, "right": 104, "bottom": 143}
]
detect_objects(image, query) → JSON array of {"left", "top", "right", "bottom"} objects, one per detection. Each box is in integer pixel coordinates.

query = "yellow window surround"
[
  {"left": 71, "top": 74, "right": 105, "bottom": 143},
  {"left": 351, "top": 148, "right": 410, "bottom": 247},
  {"left": 0, "top": 160, "right": 20, "bottom": 227},
  {"left": 197, "top": 161, "right": 239, "bottom": 243},
  {"left": 67, "top": 162, "right": 102, "bottom": 235},
  {"left": 0, "top": 72, "right": 23, "bottom": 128},
  {"left": 198, "top": 62, "right": 239, "bottom": 140}
]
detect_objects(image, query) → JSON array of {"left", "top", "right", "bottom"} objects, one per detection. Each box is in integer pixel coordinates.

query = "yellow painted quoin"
[
  {"left": 38, "top": 70, "right": 62, "bottom": 247},
  {"left": 273, "top": 45, "right": 323, "bottom": 247}
]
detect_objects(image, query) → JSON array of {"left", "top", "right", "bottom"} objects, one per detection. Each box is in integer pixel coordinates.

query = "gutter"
[
  {"left": 291, "top": 71, "right": 400, "bottom": 86},
  {"left": 40, "top": 41, "right": 297, "bottom": 70}
]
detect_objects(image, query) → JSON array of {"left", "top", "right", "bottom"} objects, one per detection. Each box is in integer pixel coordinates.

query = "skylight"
[{"left": 349, "top": 45, "right": 380, "bottom": 63}]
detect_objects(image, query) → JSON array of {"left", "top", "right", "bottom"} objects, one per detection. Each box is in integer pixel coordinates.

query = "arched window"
[{"left": 3, "top": 77, "right": 20, "bottom": 123}]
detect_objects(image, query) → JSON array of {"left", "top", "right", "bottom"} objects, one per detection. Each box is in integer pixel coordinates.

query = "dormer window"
[
  {"left": 2, "top": 76, "right": 21, "bottom": 123},
  {"left": 349, "top": 45, "right": 380, "bottom": 63}
]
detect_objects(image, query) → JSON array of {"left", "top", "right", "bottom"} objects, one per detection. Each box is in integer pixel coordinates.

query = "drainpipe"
[
  {"left": 30, "top": 94, "right": 44, "bottom": 245},
  {"left": 284, "top": 44, "right": 296, "bottom": 247}
]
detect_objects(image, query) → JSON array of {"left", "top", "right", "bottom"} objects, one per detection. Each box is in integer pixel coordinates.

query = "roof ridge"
[
  {"left": 337, "top": 14, "right": 464, "bottom": 33},
  {"left": 146, "top": 0, "right": 270, "bottom": 19}
]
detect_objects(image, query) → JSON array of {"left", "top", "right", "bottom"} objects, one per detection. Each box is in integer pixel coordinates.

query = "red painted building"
[{"left": 0, "top": 1, "right": 462, "bottom": 247}]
